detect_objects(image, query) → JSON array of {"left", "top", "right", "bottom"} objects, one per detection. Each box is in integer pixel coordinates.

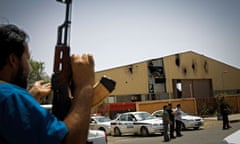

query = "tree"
[
  {"left": 28, "top": 59, "right": 51, "bottom": 104},
  {"left": 28, "top": 59, "right": 50, "bottom": 85}
]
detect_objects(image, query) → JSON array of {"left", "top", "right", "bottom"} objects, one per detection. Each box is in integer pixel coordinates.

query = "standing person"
[
  {"left": 175, "top": 104, "right": 183, "bottom": 137},
  {"left": 162, "top": 105, "right": 170, "bottom": 142},
  {"left": 220, "top": 97, "right": 231, "bottom": 130},
  {"left": 167, "top": 103, "right": 176, "bottom": 139},
  {"left": 0, "top": 24, "right": 95, "bottom": 144}
]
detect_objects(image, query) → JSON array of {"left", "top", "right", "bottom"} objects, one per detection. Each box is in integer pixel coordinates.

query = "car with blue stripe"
[{"left": 110, "top": 111, "right": 164, "bottom": 136}]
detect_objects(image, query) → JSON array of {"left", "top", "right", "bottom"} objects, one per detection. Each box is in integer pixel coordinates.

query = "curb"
[
  {"left": 204, "top": 113, "right": 240, "bottom": 122},
  {"left": 230, "top": 120, "right": 240, "bottom": 123}
]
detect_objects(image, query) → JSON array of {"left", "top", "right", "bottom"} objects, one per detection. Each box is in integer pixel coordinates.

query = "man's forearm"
[{"left": 63, "top": 85, "right": 93, "bottom": 144}]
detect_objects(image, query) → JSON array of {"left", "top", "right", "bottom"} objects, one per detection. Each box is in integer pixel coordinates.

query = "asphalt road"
[{"left": 108, "top": 120, "right": 240, "bottom": 144}]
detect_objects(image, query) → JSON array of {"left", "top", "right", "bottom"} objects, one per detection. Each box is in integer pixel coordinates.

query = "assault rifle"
[
  {"left": 52, "top": 0, "right": 116, "bottom": 120},
  {"left": 51, "top": 0, "right": 72, "bottom": 120}
]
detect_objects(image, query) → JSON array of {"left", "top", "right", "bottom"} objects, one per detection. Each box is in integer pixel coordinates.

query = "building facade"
[{"left": 95, "top": 51, "right": 240, "bottom": 104}]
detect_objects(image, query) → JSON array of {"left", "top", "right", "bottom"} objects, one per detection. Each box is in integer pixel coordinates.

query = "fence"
[
  {"left": 136, "top": 98, "right": 197, "bottom": 115},
  {"left": 95, "top": 95, "right": 240, "bottom": 117}
]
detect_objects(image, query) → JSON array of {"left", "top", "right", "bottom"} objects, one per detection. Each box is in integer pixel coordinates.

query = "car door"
[
  {"left": 127, "top": 114, "right": 137, "bottom": 134},
  {"left": 89, "top": 118, "right": 98, "bottom": 130},
  {"left": 118, "top": 114, "right": 134, "bottom": 134}
]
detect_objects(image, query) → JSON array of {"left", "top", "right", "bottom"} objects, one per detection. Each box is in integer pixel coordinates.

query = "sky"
[{"left": 1, "top": 0, "right": 240, "bottom": 75}]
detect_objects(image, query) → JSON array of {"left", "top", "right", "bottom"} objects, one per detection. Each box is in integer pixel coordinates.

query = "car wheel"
[
  {"left": 99, "top": 127, "right": 106, "bottom": 132},
  {"left": 141, "top": 127, "right": 149, "bottom": 136},
  {"left": 181, "top": 122, "right": 186, "bottom": 130},
  {"left": 113, "top": 127, "right": 121, "bottom": 136},
  {"left": 193, "top": 127, "right": 199, "bottom": 130}
]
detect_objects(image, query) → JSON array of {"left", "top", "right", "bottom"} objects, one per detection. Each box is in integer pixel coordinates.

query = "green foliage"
[
  {"left": 28, "top": 59, "right": 50, "bottom": 87},
  {"left": 27, "top": 59, "right": 51, "bottom": 104},
  {"left": 200, "top": 103, "right": 218, "bottom": 116}
]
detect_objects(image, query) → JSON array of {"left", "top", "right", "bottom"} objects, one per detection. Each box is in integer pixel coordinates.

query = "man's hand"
[
  {"left": 29, "top": 80, "right": 51, "bottom": 102},
  {"left": 63, "top": 54, "right": 95, "bottom": 144},
  {"left": 71, "top": 54, "right": 95, "bottom": 90}
]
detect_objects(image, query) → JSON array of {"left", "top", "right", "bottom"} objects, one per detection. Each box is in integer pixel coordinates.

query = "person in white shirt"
[{"left": 175, "top": 104, "right": 183, "bottom": 137}]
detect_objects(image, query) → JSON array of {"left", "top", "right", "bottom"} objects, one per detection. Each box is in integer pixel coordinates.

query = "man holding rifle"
[{"left": 0, "top": 24, "right": 94, "bottom": 144}]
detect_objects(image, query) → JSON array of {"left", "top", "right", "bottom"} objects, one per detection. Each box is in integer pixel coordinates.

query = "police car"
[
  {"left": 90, "top": 115, "right": 111, "bottom": 135},
  {"left": 111, "top": 111, "right": 164, "bottom": 136}
]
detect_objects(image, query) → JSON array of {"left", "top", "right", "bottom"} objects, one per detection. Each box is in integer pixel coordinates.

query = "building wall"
[
  {"left": 95, "top": 51, "right": 240, "bottom": 98},
  {"left": 163, "top": 52, "right": 211, "bottom": 93},
  {"left": 163, "top": 51, "right": 240, "bottom": 95},
  {"left": 95, "top": 62, "right": 149, "bottom": 95},
  {"left": 207, "top": 58, "right": 240, "bottom": 92}
]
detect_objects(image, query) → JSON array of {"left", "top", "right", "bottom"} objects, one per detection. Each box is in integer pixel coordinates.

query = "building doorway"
[{"left": 173, "top": 79, "right": 213, "bottom": 98}]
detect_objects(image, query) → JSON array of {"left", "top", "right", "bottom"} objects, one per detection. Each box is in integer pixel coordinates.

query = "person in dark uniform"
[
  {"left": 162, "top": 105, "right": 170, "bottom": 142},
  {"left": 220, "top": 97, "right": 231, "bottom": 130},
  {"left": 167, "top": 103, "right": 176, "bottom": 139}
]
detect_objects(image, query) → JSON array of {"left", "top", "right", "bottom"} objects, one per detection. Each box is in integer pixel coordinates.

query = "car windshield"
[
  {"left": 153, "top": 111, "right": 163, "bottom": 117},
  {"left": 95, "top": 117, "right": 111, "bottom": 122},
  {"left": 134, "top": 112, "right": 155, "bottom": 121}
]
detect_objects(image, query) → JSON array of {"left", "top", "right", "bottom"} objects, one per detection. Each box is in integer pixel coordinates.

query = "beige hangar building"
[{"left": 95, "top": 51, "right": 240, "bottom": 104}]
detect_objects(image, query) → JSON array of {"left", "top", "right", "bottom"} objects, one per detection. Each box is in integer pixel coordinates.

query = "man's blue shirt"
[{"left": 0, "top": 82, "right": 68, "bottom": 144}]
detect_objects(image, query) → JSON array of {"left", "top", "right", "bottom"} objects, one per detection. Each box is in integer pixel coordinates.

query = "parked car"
[
  {"left": 90, "top": 115, "right": 112, "bottom": 135},
  {"left": 220, "top": 129, "right": 240, "bottom": 144},
  {"left": 110, "top": 111, "right": 164, "bottom": 136},
  {"left": 88, "top": 130, "right": 107, "bottom": 144},
  {"left": 41, "top": 104, "right": 107, "bottom": 144},
  {"left": 152, "top": 109, "right": 204, "bottom": 130}
]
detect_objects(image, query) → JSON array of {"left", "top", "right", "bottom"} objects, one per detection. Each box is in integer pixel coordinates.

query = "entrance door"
[{"left": 173, "top": 79, "right": 213, "bottom": 98}]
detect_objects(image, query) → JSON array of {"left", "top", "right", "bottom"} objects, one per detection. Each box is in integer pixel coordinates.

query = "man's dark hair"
[{"left": 0, "top": 24, "right": 29, "bottom": 69}]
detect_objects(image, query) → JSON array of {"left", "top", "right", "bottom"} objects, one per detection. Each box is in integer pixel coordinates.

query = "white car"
[
  {"left": 220, "top": 129, "right": 240, "bottom": 144},
  {"left": 88, "top": 130, "right": 107, "bottom": 144},
  {"left": 110, "top": 111, "right": 164, "bottom": 136},
  {"left": 152, "top": 109, "right": 204, "bottom": 130},
  {"left": 90, "top": 116, "right": 111, "bottom": 135},
  {"left": 41, "top": 104, "right": 107, "bottom": 144}
]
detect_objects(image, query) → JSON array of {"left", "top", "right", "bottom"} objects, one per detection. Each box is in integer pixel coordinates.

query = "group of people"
[
  {"left": 161, "top": 97, "right": 232, "bottom": 142},
  {"left": 0, "top": 24, "right": 95, "bottom": 143},
  {"left": 162, "top": 103, "right": 183, "bottom": 142}
]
